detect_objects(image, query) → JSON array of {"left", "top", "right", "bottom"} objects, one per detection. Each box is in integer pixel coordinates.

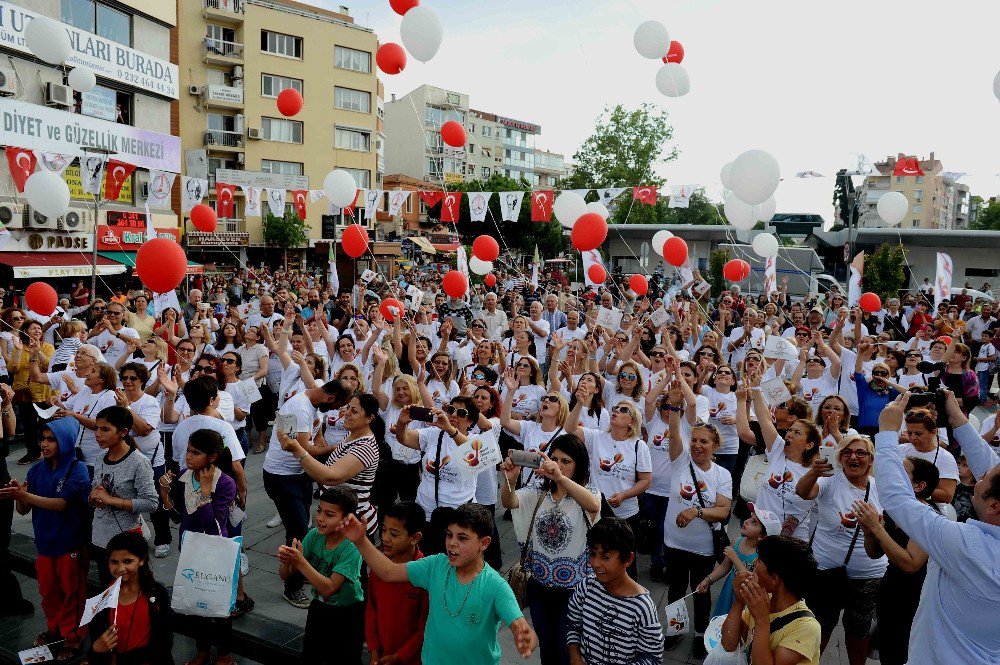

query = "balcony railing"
[
  {"left": 204, "top": 0, "right": 244, "bottom": 12},
  {"left": 203, "top": 38, "right": 244, "bottom": 59},
  {"left": 204, "top": 130, "right": 243, "bottom": 148}
]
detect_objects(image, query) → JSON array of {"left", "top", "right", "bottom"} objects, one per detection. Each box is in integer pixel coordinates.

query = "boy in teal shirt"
[
  {"left": 340, "top": 503, "right": 538, "bottom": 664},
  {"left": 278, "top": 487, "right": 364, "bottom": 664}
]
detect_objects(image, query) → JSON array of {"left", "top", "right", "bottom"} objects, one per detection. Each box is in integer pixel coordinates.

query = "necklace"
[{"left": 442, "top": 564, "right": 484, "bottom": 618}]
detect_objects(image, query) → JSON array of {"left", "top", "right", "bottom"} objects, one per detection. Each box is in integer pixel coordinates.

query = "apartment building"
[
  {"left": 856, "top": 152, "right": 969, "bottom": 229},
  {"left": 383, "top": 84, "right": 469, "bottom": 186}
]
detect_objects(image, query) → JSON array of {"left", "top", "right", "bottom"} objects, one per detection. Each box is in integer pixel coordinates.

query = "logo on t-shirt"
[
  {"left": 425, "top": 455, "right": 451, "bottom": 474},
  {"left": 679, "top": 480, "right": 707, "bottom": 501},
  {"left": 768, "top": 470, "right": 793, "bottom": 489},
  {"left": 598, "top": 453, "right": 624, "bottom": 472},
  {"left": 651, "top": 432, "right": 668, "bottom": 448},
  {"left": 838, "top": 510, "right": 859, "bottom": 529}
]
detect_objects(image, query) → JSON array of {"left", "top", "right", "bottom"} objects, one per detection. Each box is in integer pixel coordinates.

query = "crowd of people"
[{"left": 0, "top": 259, "right": 997, "bottom": 665}]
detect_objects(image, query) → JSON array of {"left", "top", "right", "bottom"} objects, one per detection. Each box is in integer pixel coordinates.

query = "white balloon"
[
  {"left": 24, "top": 171, "right": 70, "bottom": 219},
  {"left": 729, "top": 149, "right": 781, "bottom": 205},
  {"left": 469, "top": 257, "right": 493, "bottom": 276},
  {"left": 751, "top": 233, "right": 779, "bottom": 258},
  {"left": 723, "top": 193, "right": 756, "bottom": 231},
  {"left": 755, "top": 196, "right": 776, "bottom": 223},
  {"left": 323, "top": 169, "right": 357, "bottom": 207},
  {"left": 553, "top": 192, "right": 587, "bottom": 228},
  {"left": 651, "top": 230, "right": 673, "bottom": 255},
  {"left": 876, "top": 191, "right": 909, "bottom": 226},
  {"left": 25, "top": 17, "right": 71, "bottom": 65},
  {"left": 585, "top": 201, "right": 609, "bottom": 219},
  {"left": 67, "top": 66, "right": 97, "bottom": 93},
  {"left": 994, "top": 71, "right": 1000, "bottom": 102},
  {"left": 633, "top": 20, "right": 670, "bottom": 59},
  {"left": 655, "top": 63, "right": 690, "bottom": 97},
  {"left": 400, "top": 6, "right": 443, "bottom": 63},
  {"left": 720, "top": 162, "right": 734, "bottom": 191}
]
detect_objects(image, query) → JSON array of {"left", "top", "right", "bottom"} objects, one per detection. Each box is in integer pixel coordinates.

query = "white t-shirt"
[
  {"left": 383, "top": 402, "right": 427, "bottom": 464},
  {"left": 170, "top": 413, "right": 245, "bottom": 467},
  {"left": 414, "top": 427, "right": 477, "bottom": 517},
  {"left": 581, "top": 428, "right": 652, "bottom": 519},
  {"left": 898, "top": 442, "right": 959, "bottom": 481},
  {"left": 45, "top": 370, "right": 78, "bottom": 405},
  {"left": 322, "top": 407, "right": 349, "bottom": 448},
  {"left": 473, "top": 420, "right": 502, "bottom": 506},
  {"left": 528, "top": 318, "right": 551, "bottom": 365},
  {"left": 502, "top": 384, "right": 546, "bottom": 419},
  {"left": 799, "top": 372, "right": 838, "bottom": 410},
  {"left": 512, "top": 420, "right": 565, "bottom": 486},
  {"left": 644, "top": 413, "right": 691, "bottom": 497},
  {"left": 264, "top": 393, "right": 320, "bottom": 476},
  {"left": 701, "top": 386, "right": 739, "bottom": 455},
  {"left": 426, "top": 379, "right": 460, "bottom": 410},
  {"left": 223, "top": 381, "right": 252, "bottom": 430},
  {"left": 129, "top": 394, "right": 163, "bottom": 468},
  {"left": 663, "top": 449, "right": 732, "bottom": 557},
  {"left": 71, "top": 388, "right": 119, "bottom": 466},
  {"left": 897, "top": 372, "right": 927, "bottom": 390},
  {"left": 811, "top": 472, "right": 888, "bottom": 579},
  {"left": 837, "top": 348, "right": 860, "bottom": 416},
  {"left": 754, "top": 438, "right": 815, "bottom": 541},
  {"left": 90, "top": 327, "right": 139, "bottom": 367}
]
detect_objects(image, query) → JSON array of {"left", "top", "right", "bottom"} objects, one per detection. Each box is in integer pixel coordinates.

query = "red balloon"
[
  {"left": 588, "top": 264, "right": 607, "bottom": 284},
  {"left": 663, "top": 237, "right": 689, "bottom": 267},
  {"left": 190, "top": 204, "right": 217, "bottom": 233},
  {"left": 472, "top": 235, "right": 500, "bottom": 262},
  {"left": 380, "top": 298, "right": 405, "bottom": 322},
  {"left": 389, "top": 0, "right": 418, "bottom": 15},
  {"left": 136, "top": 238, "right": 187, "bottom": 294},
  {"left": 440, "top": 121, "right": 466, "bottom": 148},
  {"left": 376, "top": 43, "right": 407, "bottom": 75},
  {"left": 25, "top": 282, "right": 57, "bottom": 316},
  {"left": 571, "top": 213, "right": 608, "bottom": 252},
  {"left": 484, "top": 273, "right": 497, "bottom": 287},
  {"left": 859, "top": 292, "right": 882, "bottom": 313},
  {"left": 442, "top": 270, "right": 468, "bottom": 298},
  {"left": 662, "top": 40, "right": 685, "bottom": 64},
  {"left": 723, "top": 259, "right": 751, "bottom": 282},
  {"left": 276, "top": 88, "right": 303, "bottom": 117},
  {"left": 341, "top": 224, "right": 369, "bottom": 258},
  {"left": 629, "top": 274, "right": 649, "bottom": 296}
]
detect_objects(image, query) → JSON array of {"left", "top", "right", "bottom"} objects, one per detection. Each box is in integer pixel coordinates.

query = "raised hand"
[{"left": 502, "top": 367, "right": 518, "bottom": 391}]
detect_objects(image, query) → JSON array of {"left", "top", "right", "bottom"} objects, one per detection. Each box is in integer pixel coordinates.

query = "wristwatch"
[{"left": 696, "top": 507, "right": 704, "bottom": 519}]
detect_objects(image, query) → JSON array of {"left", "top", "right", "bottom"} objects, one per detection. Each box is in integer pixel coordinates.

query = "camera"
[{"left": 907, "top": 387, "right": 947, "bottom": 424}]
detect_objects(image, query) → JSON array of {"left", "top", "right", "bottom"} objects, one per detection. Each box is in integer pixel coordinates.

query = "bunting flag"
[
  {"left": 181, "top": 176, "right": 208, "bottom": 213},
  {"left": 531, "top": 190, "right": 554, "bottom": 222},
  {"left": 633, "top": 185, "right": 657, "bottom": 205},
  {"left": 104, "top": 160, "right": 136, "bottom": 200},
  {"left": 146, "top": 170, "right": 176, "bottom": 209},
  {"left": 364, "top": 189, "right": 382, "bottom": 221},
  {"left": 327, "top": 198, "right": 340, "bottom": 216},
  {"left": 566, "top": 188, "right": 591, "bottom": 200},
  {"left": 144, "top": 203, "right": 156, "bottom": 243},
  {"left": 468, "top": 191, "right": 492, "bottom": 222},
  {"left": 291, "top": 189, "right": 308, "bottom": 220},
  {"left": 845, "top": 154, "right": 879, "bottom": 176},
  {"left": 581, "top": 249, "right": 605, "bottom": 287},
  {"left": 934, "top": 252, "right": 953, "bottom": 309},
  {"left": 499, "top": 191, "right": 525, "bottom": 222},
  {"left": 440, "top": 192, "right": 462, "bottom": 222},
  {"left": 309, "top": 189, "right": 327, "bottom": 203},
  {"left": 33, "top": 151, "right": 73, "bottom": 175},
  {"left": 216, "top": 183, "right": 236, "bottom": 218},
  {"left": 418, "top": 190, "right": 444, "bottom": 209},
  {"left": 266, "top": 188, "right": 286, "bottom": 217},
  {"left": 893, "top": 157, "right": 924, "bottom": 177},
  {"left": 457, "top": 244, "right": 468, "bottom": 279},
  {"left": 795, "top": 171, "right": 825, "bottom": 178},
  {"left": 848, "top": 251, "right": 865, "bottom": 307},
  {"left": 596, "top": 187, "right": 628, "bottom": 211},
  {"left": 387, "top": 190, "right": 410, "bottom": 217},
  {"left": 328, "top": 239, "right": 339, "bottom": 295},
  {"left": 80, "top": 156, "right": 107, "bottom": 196},
  {"left": 4, "top": 147, "right": 36, "bottom": 192},
  {"left": 668, "top": 185, "right": 695, "bottom": 209},
  {"left": 764, "top": 255, "right": 777, "bottom": 295},
  {"left": 242, "top": 186, "right": 262, "bottom": 217}
]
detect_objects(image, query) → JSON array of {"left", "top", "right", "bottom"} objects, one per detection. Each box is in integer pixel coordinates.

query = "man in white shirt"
[
  {"left": 480, "top": 293, "right": 508, "bottom": 341},
  {"left": 88, "top": 301, "right": 139, "bottom": 368},
  {"left": 554, "top": 310, "right": 587, "bottom": 361},
  {"left": 526, "top": 300, "right": 551, "bottom": 371},
  {"left": 966, "top": 303, "right": 994, "bottom": 345}
]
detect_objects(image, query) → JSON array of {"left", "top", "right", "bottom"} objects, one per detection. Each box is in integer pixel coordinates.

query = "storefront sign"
[
  {"left": 80, "top": 86, "right": 117, "bottom": 121},
  {"left": 204, "top": 85, "right": 243, "bottom": 104},
  {"left": 444, "top": 172, "right": 463, "bottom": 185},
  {"left": 97, "top": 225, "right": 179, "bottom": 250},
  {"left": 215, "top": 169, "right": 308, "bottom": 191},
  {"left": 12, "top": 264, "right": 124, "bottom": 279},
  {"left": 1, "top": 232, "right": 91, "bottom": 252},
  {"left": 0, "top": 6, "right": 179, "bottom": 99},
  {"left": 495, "top": 116, "right": 540, "bottom": 134},
  {"left": 0, "top": 99, "right": 181, "bottom": 173},
  {"left": 186, "top": 231, "right": 250, "bottom": 247},
  {"left": 64, "top": 164, "right": 132, "bottom": 202}
]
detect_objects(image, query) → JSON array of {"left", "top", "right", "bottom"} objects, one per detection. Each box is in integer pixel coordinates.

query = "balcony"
[
  {"left": 203, "top": 129, "right": 244, "bottom": 152},
  {"left": 202, "top": 84, "right": 244, "bottom": 108},
  {"left": 203, "top": 38, "right": 244, "bottom": 66},
  {"left": 203, "top": 0, "right": 244, "bottom": 24}
]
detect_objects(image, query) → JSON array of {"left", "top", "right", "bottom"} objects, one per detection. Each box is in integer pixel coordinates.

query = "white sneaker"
[
  {"left": 154, "top": 545, "right": 170, "bottom": 558},
  {"left": 266, "top": 514, "right": 283, "bottom": 528}
]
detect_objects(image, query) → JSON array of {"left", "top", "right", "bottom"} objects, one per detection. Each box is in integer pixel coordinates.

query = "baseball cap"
[{"left": 748, "top": 503, "right": 782, "bottom": 536}]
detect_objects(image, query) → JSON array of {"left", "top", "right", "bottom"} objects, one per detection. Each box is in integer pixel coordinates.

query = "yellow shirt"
[{"left": 742, "top": 599, "right": 821, "bottom": 665}]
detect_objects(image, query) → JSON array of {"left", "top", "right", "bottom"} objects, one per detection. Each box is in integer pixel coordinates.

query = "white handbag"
[
  {"left": 171, "top": 530, "right": 242, "bottom": 618},
  {"left": 739, "top": 454, "right": 768, "bottom": 502}
]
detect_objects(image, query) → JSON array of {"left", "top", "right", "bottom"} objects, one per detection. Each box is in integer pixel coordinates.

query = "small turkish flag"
[
  {"left": 291, "top": 189, "right": 308, "bottom": 220},
  {"left": 344, "top": 189, "right": 361, "bottom": 219},
  {"left": 5, "top": 147, "right": 37, "bottom": 192},
  {"left": 418, "top": 191, "right": 444, "bottom": 209},
  {"left": 893, "top": 157, "right": 924, "bottom": 177},
  {"left": 440, "top": 192, "right": 462, "bottom": 222},
  {"left": 216, "top": 183, "right": 236, "bottom": 218},
  {"left": 633, "top": 186, "right": 657, "bottom": 205},
  {"left": 531, "top": 190, "right": 554, "bottom": 222},
  {"left": 104, "top": 160, "right": 137, "bottom": 200}
]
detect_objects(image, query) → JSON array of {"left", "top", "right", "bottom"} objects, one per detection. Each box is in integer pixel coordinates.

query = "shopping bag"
[
  {"left": 171, "top": 531, "right": 242, "bottom": 618},
  {"left": 739, "top": 454, "right": 768, "bottom": 502},
  {"left": 703, "top": 644, "right": 748, "bottom": 665}
]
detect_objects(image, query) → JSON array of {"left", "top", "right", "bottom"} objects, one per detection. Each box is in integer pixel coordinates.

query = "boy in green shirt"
[
  {"left": 339, "top": 503, "right": 538, "bottom": 665},
  {"left": 278, "top": 487, "right": 364, "bottom": 664}
]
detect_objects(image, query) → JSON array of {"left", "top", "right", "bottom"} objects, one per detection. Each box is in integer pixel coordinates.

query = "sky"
[{"left": 306, "top": 0, "right": 1000, "bottom": 219}]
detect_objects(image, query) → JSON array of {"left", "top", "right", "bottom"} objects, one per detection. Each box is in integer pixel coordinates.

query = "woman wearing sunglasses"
[
  {"left": 604, "top": 360, "right": 646, "bottom": 412},
  {"left": 218, "top": 352, "right": 252, "bottom": 456},
  {"left": 501, "top": 369, "right": 569, "bottom": 484},
  {"left": 700, "top": 363, "right": 740, "bottom": 472},
  {"left": 501, "top": 357, "right": 546, "bottom": 422},
  {"left": 853, "top": 341, "right": 901, "bottom": 436},
  {"left": 790, "top": 330, "right": 842, "bottom": 412}
]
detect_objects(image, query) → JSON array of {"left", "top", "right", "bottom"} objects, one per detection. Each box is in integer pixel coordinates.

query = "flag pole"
[{"left": 81, "top": 147, "right": 116, "bottom": 298}]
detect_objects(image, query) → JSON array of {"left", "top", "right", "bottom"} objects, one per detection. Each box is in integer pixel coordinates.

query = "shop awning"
[
  {"left": 0, "top": 252, "right": 126, "bottom": 279},
  {"left": 409, "top": 236, "right": 437, "bottom": 254},
  {"left": 99, "top": 252, "right": 204, "bottom": 275}
]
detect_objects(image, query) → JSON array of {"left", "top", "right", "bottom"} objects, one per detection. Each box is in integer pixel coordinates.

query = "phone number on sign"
[{"left": 116, "top": 70, "right": 175, "bottom": 97}]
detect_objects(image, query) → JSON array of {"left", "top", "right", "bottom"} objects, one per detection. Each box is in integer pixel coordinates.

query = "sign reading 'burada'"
[{"left": 0, "top": 5, "right": 179, "bottom": 99}]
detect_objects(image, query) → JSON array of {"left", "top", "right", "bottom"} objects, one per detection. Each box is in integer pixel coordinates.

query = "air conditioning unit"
[
  {"left": 189, "top": 84, "right": 202, "bottom": 96},
  {"left": 246, "top": 127, "right": 261, "bottom": 140},
  {"left": 25, "top": 205, "right": 57, "bottom": 229},
  {"left": 236, "top": 153, "right": 245, "bottom": 165},
  {"left": 45, "top": 82, "right": 72, "bottom": 107},
  {"left": 0, "top": 67, "right": 17, "bottom": 96},
  {"left": 0, "top": 201, "right": 20, "bottom": 229},
  {"left": 58, "top": 208, "right": 92, "bottom": 232}
]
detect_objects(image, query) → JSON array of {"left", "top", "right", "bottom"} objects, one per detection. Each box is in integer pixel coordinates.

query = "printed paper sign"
[
  {"left": 649, "top": 306, "right": 669, "bottom": 327},
  {"left": 274, "top": 413, "right": 297, "bottom": 437},
  {"left": 692, "top": 280, "right": 712, "bottom": 298},
  {"left": 596, "top": 307, "right": 623, "bottom": 330},
  {"left": 238, "top": 301, "right": 260, "bottom": 319},
  {"left": 416, "top": 324, "right": 435, "bottom": 339},
  {"left": 454, "top": 430, "right": 502, "bottom": 479},
  {"left": 80, "top": 577, "right": 121, "bottom": 627},
  {"left": 360, "top": 269, "right": 377, "bottom": 284},
  {"left": 763, "top": 335, "right": 799, "bottom": 361},
  {"left": 33, "top": 404, "right": 59, "bottom": 420},
  {"left": 235, "top": 379, "right": 262, "bottom": 405},
  {"left": 663, "top": 597, "right": 690, "bottom": 636},
  {"left": 18, "top": 645, "right": 54, "bottom": 664},
  {"left": 760, "top": 378, "right": 793, "bottom": 408},
  {"left": 406, "top": 285, "right": 422, "bottom": 299},
  {"left": 153, "top": 290, "right": 182, "bottom": 318}
]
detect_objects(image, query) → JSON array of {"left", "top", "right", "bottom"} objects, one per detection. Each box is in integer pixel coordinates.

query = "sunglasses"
[
  {"left": 618, "top": 372, "right": 637, "bottom": 381},
  {"left": 195, "top": 365, "right": 215, "bottom": 372},
  {"left": 612, "top": 406, "right": 633, "bottom": 416},
  {"left": 516, "top": 363, "right": 531, "bottom": 369},
  {"left": 841, "top": 449, "right": 870, "bottom": 459},
  {"left": 715, "top": 370, "right": 733, "bottom": 376},
  {"left": 177, "top": 347, "right": 195, "bottom": 354},
  {"left": 906, "top": 354, "right": 922, "bottom": 359},
  {"left": 107, "top": 311, "right": 124, "bottom": 316},
  {"left": 795, "top": 332, "right": 810, "bottom": 337},
  {"left": 872, "top": 371, "right": 889, "bottom": 377},
  {"left": 92, "top": 307, "right": 106, "bottom": 312},
  {"left": 443, "top": 405, "right": 470, "bottom": 418},
  {"left": 120, "top": 375, "right": 140, "bottom": 382},
  {"left": 220, "top": 357, "right": 238, "bottom": 364},
  {"left": 649, "top": 351, "right": 666, "bottom": 358},
  {"left": 541, "top": 395, "right": 560, "bottom": 404},
  {"left": 472, "top": 323, "right": 486, "bottom": 329}
]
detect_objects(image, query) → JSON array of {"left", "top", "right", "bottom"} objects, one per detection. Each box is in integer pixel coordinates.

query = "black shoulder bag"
[
  {"left": 806, "top": 481, "right": 869, "bottom": 610},
  {"left": 690, "top": 461, "right": 731, "bottom": 563}
]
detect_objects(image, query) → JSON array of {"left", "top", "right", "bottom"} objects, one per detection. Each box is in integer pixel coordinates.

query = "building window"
[
  {"left": 335, "top": 127, "right": 371, "bottom": 151},
  {"left": 914, "top": 189, "right": 923, "bottom": 201},
  {"left": 334, "top": 46, "right": 372, "bottom": 73},
  {"left": 261, "top": 159, "right": 303, "bottom": 176},
  {"left": 62, "top": 0, "right": 132, "bottom": 46},
  {"left": 482, "top": 166, "right": 491, "bottom": 179},
  {"left": 342, "top": 168, "right": 370, "bottom": 189},
  {"left": 207, "top": 113, "right": 236, "bottom": 132},
  {"left": 913, "top": 204, "right": 922, "bottom": 213},
  {"left": 915, "top": 175, "right": 925, "bottom": 184},
  {"left": 468, "top": 143, "right": 475, "bottom": 153},
  {"left": 261, "top": 74, "right": 303, "bottom": 98},
  {"left": 334, "top": 87, "right": 371, "bottom": 113},
  {"left": 424, "top": 106, "right": 465, "bottom": 128},
  {"left": 482, "top": 126, "right": 491, "bottom": 136},
  {"left": 261, "top": 30, "right": 303, "bottom": 58},
  {"left": 468, "top": 123, "right": 476, "bottom": 133},
  {"left": 261, "top": 117, "right": 303, "bottom": 143}
]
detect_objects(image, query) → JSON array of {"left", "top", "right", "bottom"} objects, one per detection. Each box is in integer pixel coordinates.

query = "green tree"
[
  {"left": 263, "top": 210, "right": 309, "bottom": 269},
  {"left": 970, "top": 199, "right": 1000, "bottom": 230},
  {"left": 709, "top": 249, "right": 730, "bottom": 298},
  {"left": 863, "top": 243, "right": 908, "bottom": 298},
  {"left": 833, "top": 169, "right": 857, "bottom": 227}
]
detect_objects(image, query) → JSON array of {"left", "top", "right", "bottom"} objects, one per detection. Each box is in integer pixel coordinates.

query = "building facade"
[
  {"left": 532, "top": 148, "right": 568, "bottom": 188},
  {"left": 467, "top": 109, "right": 504, "bottom": 182},
  {"left": 383, "top": 84, "right": 469, "bottom": 187},
  {"left": 856, "top": 152, "right": 969, "bottom": 229},
  {"left": 498, "top": 114, "right": 540, "bottom": 183}
]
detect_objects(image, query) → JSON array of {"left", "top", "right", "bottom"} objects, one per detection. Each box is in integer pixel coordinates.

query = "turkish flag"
[
  {"left": 531, "top": 190, "right": 554, "bottom": 222},
  {"left": 104, "top": 160, "right": 137, "bottom": 200},
  {"left": 5, "top": 147, "right": 37, "bottom": 192},
  {"left": 344, "top": 189, "right": 361, "bottom": 219},
  {"left": 440, "top": 192, "right": 462, "bottom": 222},
  {"left": 418, "top": 191, "right": 444, "bottom": 209},
  {"left": 893, "top": 157, "right": 924, "bottom": 177},
  {"left": 216, "top": 183, "right": 236, "bottom": 218},
  {"left": 633, "top": 185, "right": 657, "bottom": 205},
  {"left": 291, "top": 189, "right": 308, "bottom": 220}
]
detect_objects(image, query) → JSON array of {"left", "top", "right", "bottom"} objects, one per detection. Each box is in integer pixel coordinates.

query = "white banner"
[
  {"left": 848, "top": 251, "right": 864, "bottom": 308},
  {"left": 457, "top": 245, "right": 469, "bottom": 281},
  {"left": 764, "top": 255, "right": 777, "bottom": 295},
  {"left": 669, "top": 185, "right": 696, "bottom": 209},
  {"left": 145, "top": 170, "right": 176, "bottom": 209},
  {"left": 364, "top": 189, "right": 383, "bottom": 221},
  {"left": 387, "top": 190, "right": 410, "bottom": 217},
  {"left": 33, "top": 151, "right": 74, "bottom": 175},
  {"left": 153, "top": 289, "right": 181, "bottom": 317},
  {"left": 596, "top": 187, "right": 627, "bottom": 211},
  {"left": 80, "top": 577, "right": 121, "bottom": 627},
  {"left": 266, "top": 188, "right": 286, "bottom": 217},
  {"left": 242, "top": 186, "right": 263, "bottom": 217},
  {"left": 935, "top": 252, "right": 953, "bottom": 309},
  {"left": 499, "top": 191, "right": 525, "bottom": 222},
  {"left": 181, "top": 177, "right": 208, "bottom": 213},
  {"left": 144, "top": 203, "right": 155, "bottom": 243},
  {"left": 581, "top": 249, "right": 605, "bottom": 288},
  {"left": 468, "top": 192, "right": 492, "bottom": 222},
  {"left": 79, "top": 156, "right": 106, "bottom": 196},
  {"left": 309, "top": 189, "right": 326, "bottom": 203}
]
